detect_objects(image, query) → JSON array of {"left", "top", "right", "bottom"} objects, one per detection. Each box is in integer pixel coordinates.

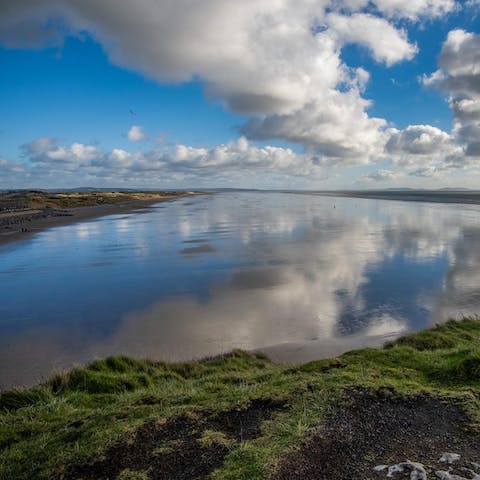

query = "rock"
[
  {"left": 375, "top": 454, "right": 480, "bottom": 480},
  {"left": 387, "top": 463, "right": 406, "bottom": 476},
  {"left": 435, "top": 471, "right": 473, "bottom": 480},
  {"left": 440, "top": 453, "right": 461, "bottom": 464},
  {"left": 374, "top": 460, "right": 427, "bottom": 480}
]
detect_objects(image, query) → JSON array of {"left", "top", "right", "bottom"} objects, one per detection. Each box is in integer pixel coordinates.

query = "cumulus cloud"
[
  {"left": 127, "top": 125, "right": 145, "bottom": 142},
  {"left": 407, "top": 166, "right": 441, "bottom": 177},
  {"left": 381, "top": 124, "right": 468, "bottom": 177},
  {"left": 378, "top": 29, "right": 480, "bottom": 180},
  {"left": 363, "top": 169, "right": 400, "bottom": 182},
  {"left": 241, "top": 90, "right": 388, "bottom": 164},
  {"left": 0, "top": 0, "right": 473, "bottom": 186},
  {"left": 424, "top": 29, "right": 480, "bottom": 161},
  {"left": 0, "top": 136, "right": 327, "bottom": 188},
  {"left": 370, "top": 0, "right": 456, "bottom": 19},
  {"left": 22, "top": 137, "right": 100, "bottom": 164},
  {"left": 325, "top": 13, "right": 417, "bottom": 66},
  {"left": 0, "top": 157, "right": 26, "bottom": 174},
  {"left": 0, "top": 0, "right": 431, "bottom": 168},
  {"left": 425, "top": 29, "right": 480, "bottom": 96},
  {"left": 386, "top": 125, "right": 454, "bottom": 158},
  {"left": 338, "top": 0, "right": 456, "bottom": 19}
]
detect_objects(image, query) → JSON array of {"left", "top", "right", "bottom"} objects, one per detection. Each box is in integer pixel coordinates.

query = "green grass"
[
  {"left": 1, "top": 318, "right": 480, "bottom": 479},
  {"left": 0, "top": 190, "right": 190, "bottom": 212}
]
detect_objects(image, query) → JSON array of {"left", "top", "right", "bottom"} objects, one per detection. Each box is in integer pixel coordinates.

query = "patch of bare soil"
[
  {"left": 68, "top": 398, "right": 285, "bottom": 480},
  {"left": 273, "top": 386, "right": 479, "bottom": 480},
  {"left": 209, "top": 398, "right": 283, "bottom": 442}
]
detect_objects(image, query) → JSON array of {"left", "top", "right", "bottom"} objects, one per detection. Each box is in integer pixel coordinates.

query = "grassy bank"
[
  {"left": 0, "top": 190, "right": 193, "bottom": 212},
  {"left": 1, "top": 319, "right": 480, "bottom": 479},
  {"left": 0, "top": 190, "right": 200, "bottom": 247}
]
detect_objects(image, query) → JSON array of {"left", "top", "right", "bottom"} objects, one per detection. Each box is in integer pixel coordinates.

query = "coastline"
[
  {"left": 0, "top": 192, "right": 200, "bottom": 247},
  {"left": 1, "top": 318, "right": 479, "bottom": 479},
  {"left": 310, "top": 190, "right": 480, "bottom": 205}
]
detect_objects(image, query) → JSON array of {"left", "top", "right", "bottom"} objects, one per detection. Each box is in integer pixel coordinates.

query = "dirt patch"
[
  {"left": 273, "top": 386, "right": 480, "bottom": 480},
  {"left": 68, "top": 398, "right": 285, "bottom": 480},
  {"left": 208, "top": 398, "right": 285, "bottom": 442}
]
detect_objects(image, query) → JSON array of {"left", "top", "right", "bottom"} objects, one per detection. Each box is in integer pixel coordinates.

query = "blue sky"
[
  {"left": 0, "top": 1, "right": 479, "bottom": 189},
  {"left": 0, "top": 39, "right": 245, "bottom": 156}
]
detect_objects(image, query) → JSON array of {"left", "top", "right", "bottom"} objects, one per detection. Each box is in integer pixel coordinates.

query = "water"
[{"left": 1, "top": 192, "right": 479, "bottom": 388}]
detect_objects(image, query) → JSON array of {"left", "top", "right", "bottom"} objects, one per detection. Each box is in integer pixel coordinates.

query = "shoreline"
[
  {"left": 1, "top": 318, "right": 479, "bottom": 479},
  {"left": 2, "top": 189, "right": 479, "bottom": 250},
  {"left": 0, "top": 192, "right": 200, "bottom": 247},
  {"left": 309, "top": 190, "right": 480, "bottom": 205}
]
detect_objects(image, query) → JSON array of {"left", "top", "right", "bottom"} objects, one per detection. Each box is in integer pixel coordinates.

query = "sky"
[{"left": 0, "top": 0, "right": 480, "bottom": 190}]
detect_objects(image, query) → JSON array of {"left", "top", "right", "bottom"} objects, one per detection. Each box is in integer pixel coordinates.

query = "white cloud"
[
  {"left": 371, "top": 0, "right": 456, "bottom": 19},
  {"left": 0, "top": 157, "right": 25, "bottom": 174},
  {"left": 241, "top": 90, "right": 388, "bottom": 165},
  {"left": 363, "top": 169, "right": 400, "bottom": 182},
  {"left": 407, "top": 166, "right": 441, "bottom": 177},
  {"left": 380, "top": 124, "right": 470, "bottom": 178},
  {"left": 127, "top": 125, "right": 145, "bottom": 142},
  {"left": 386, "top": 125, "right": 454, "bottom": 158},
  {"left": 0, "top": 136, "right": 328, "bottom": 188},
  {"left": 338, "top": 0, "right": 456, "bottom": 19},
  {"left": 376, "top": 29, "right": 480, "bottom": 181},
  {"left": 23, "top": 137, "right": 100, "bottom": 164},
  {"left": 424, "top": 29, "right": 480, "bottom": 96},
  {"left": 424, "top": 29, "right": 480, "bottom": 161},
  {"left": 0, "top": 0, "right": 431, "bottom": 168},
  {"left": 325, "top": 13, "right": 417, "bottom": 66},
  {"left": 0, "top": 0, "right": 474, "bottom": 187}
]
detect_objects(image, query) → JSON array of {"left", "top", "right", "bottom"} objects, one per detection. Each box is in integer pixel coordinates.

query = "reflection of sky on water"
[{"left": 0, "top": 192, "right": 479, "bottom": 387}]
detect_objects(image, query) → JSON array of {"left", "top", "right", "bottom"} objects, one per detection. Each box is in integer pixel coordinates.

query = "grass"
[
  {"left": 0, "top": 190, "right": 192, "bottom": 212},
  {"left": 1, "top": 318, "right": 480, "bottom": 479}
]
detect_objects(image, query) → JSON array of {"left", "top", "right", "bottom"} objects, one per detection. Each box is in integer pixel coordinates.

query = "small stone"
[
  {"left": 440, "top": 453, "right": 461, "bottom": 464},
  {"left": 387, "top": 463, "right": 405, "bottom": 477},
  {"left": 383, "top": 461, "right": 427, "bottom": 480},
  {"left": 408, "top": 462, "right": 428, "bottom": 480},
  {"left": 374, "top": 465, "right": 388, "bottom": 472},
  {"left": 435, "top": 471, "right": 469, "bottom": 480}
]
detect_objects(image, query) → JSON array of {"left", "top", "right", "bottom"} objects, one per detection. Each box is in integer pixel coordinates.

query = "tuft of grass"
[
  {"left": 427, "top": 347, "right": 480, "bottom": 383},
  {"left": 386, "top": 329, "right": 458, "bottom": 351},
  {"left": 1, "top": 318, "right": 480, "bottom": 479},
  {"left": 117, "top": 469, "right": 150, "bottom": 480},
  {"left": 0, "top": 388, "right": 52, "bottom": 411},
  {"left": 198, "top": 430, "right": 235, "bottom": 449}
]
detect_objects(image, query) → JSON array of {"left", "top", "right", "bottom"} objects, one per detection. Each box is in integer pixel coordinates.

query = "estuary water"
[{"left": 1, "top": 192, "right": 480, "bottom": 388}]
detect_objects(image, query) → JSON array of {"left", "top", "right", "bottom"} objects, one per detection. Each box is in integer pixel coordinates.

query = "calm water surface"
[{"left": 1, "top": 192, "right": 480, "bottom": 388}]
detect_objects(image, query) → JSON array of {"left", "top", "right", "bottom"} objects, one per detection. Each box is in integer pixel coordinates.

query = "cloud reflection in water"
[{"left": 0, "top": 193, "right": 479, "bottom": 387}]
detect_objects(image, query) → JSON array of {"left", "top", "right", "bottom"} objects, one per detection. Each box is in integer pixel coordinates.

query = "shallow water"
[{"left": 1, "top": 192, "right": 480, "bottom": 388}]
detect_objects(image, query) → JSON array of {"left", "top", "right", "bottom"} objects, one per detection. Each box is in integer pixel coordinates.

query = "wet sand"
[
  {"left": 0, "top": 193, "right": 198, "bottom": 247},
  {"left": 311, "top": 190, "right": 480, "bottom": 205}
]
